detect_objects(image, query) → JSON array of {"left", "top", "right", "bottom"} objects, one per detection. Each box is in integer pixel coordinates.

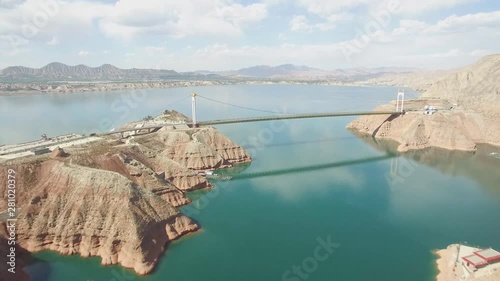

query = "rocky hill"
[
  {"left": 422, "top": 54, "right": 500, "bottom": 118},
  {"left": 210, "top": 64, "right": 419, "bottom": 80},
  {"left": 0, "top": 62, "right": 420, "bottom": 83},
  {"left": 0, "top": 62, "right": 217, "bottom": 81},
  {"left": 0, "top": 112, "right": 251, "bottom": 277},
  {"left": 347, "top": 54, "right": 500, "bottom": 152},
  {"left": 354, "top": 69, "right": 453, "bottom": 92},
  {"left": 226, "top": 64, "right": 327, "bottom": 78}
]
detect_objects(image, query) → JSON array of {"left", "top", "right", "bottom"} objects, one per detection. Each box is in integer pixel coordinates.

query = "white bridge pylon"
[
  {"left": 396, "top": 90, "right": 405, "bottom": 113},
  {"left": 191, "top": 92, "right": 197, "bottom": 126}
]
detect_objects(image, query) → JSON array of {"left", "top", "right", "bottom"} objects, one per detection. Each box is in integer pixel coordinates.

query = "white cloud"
[
  {"left": 289, "top": 15, "right": 339, "bottom": 32},
  {"left": 0, "top": 0, "right": 498, "bottom": 71},
  {"left": 391, "top": 11, "right": 500, "bottom": 38},
  {"left": 289, "top": 15, "right": 312, "bottom": 32},
  {"left": 78, "top": 50, "right": 90, "bottom": 56},
  {"left": 144, "top": 46, "right": 166, "bottom": 53},
  {"left": 98, "top": 0, "right": 268, "bottom": 39},
  {"left": 46, "top": 36, "right": 59, "bottom": 45},
  {"left": 0, "top": 0, "right": 23, "bottom": 9},
  {"left": 297, "top": 0, "right": 370, "bottom": 18},
  {"left": 432, "top": 10, "right": 500, "bottom": 33},
  {"left": 393, "top": 20, "right": 428, "bottom": 36},
  {"left": 0, "top": 0, "right": 268, "bottom": 46},
  {"left": 0, "top": 0, "right": 111, "bottom": 53},
  {"left": 296, "top": 0, "right": 477, "bottom": 17},
  {"left": 396, "top": 0, "right": 478, "bottom": 15}
]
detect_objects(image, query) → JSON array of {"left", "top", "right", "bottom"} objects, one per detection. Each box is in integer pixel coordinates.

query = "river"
[{"left": 2, "top": 84, "right": 499, "bottom": 281}]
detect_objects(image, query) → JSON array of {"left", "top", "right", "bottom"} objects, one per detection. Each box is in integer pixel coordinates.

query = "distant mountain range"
[
  {"left": 0, "top": 62, "right": 420, "bottom": 82},
  {"left": 201, "top": 64, "right": 420, "bottom": 80},
  {"left": 0, "top": 62, "right": 220, "bottom": 82}
]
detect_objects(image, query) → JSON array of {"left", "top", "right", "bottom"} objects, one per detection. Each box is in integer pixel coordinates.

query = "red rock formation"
[{"left": 0, "top": 123, "right": 251, "bottom": 276}]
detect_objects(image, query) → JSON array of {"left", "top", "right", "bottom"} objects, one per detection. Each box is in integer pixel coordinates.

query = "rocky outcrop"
[
  {"left": 355, "top": 70, "right": 453, "bottom": 92},
  {"left": 422, "top": 54, "right": 500, "bottom": 119},
  {"left": 50, "top": 147, "right": 69, "bottom": 158},
  {"left": 153, "top": 126, "right": 251, "bottom": 191},
  {"left": 348, "top": 54, "right": 500, "bottom": 152},
  {"left": 1, "top": 160, "right": 199, "bottom": 276},
  {"left": 348, "top": 105, "right": 500, "bottom": 152},
  {"left": 0, "top": 115, "right": 251, "bottom": 276}
]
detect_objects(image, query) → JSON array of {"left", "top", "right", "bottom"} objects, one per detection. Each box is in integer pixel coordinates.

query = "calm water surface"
[{"left": 2, "top": 85, "right": 499, "bottom": 281}]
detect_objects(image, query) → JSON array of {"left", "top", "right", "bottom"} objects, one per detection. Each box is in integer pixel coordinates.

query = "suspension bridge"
[
  {"left": 104, "top": 89, "right": 407, "bottom": 136},
  {"left": 190, "top": 90, "right": 406, "bottom": 126},
  {"left": 1, "top": 89, "right": 408, "bottom": 157}
]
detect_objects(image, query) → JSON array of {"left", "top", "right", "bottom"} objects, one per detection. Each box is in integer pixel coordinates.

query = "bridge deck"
[
  {"left": 199, "top": 111, "right": 398, "bottom": 125},
  {"left": 103, "top": 111, "right": 398, "bottom": 135},
  {"left": 1, "top": 111, "right": 398, "bottom": 156}
]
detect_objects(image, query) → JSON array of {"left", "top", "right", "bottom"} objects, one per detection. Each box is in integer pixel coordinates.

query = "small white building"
[{"left": 424, "top": 105, "right": 438, "bottom": 115}]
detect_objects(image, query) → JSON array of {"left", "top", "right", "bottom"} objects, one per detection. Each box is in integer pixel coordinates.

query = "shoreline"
[
  {"left": 0, "top": 80, "right": 393, "bottom": 96},
  {"left": 434, "top": 245, "right": 459, "bottom": 281},
  {"left": 433, "top": 244, "right": 500, "bottom": 281},
  {"left": 0, "top": 113, "right": 252, "bottom": 277},
  {"left": 347, "top": 100, "right": 500, "bottom": 152}
]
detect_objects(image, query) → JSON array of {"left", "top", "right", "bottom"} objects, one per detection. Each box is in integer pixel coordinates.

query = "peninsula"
[{"left": 0, "top": 110, "right": 251, "bottom": 278}]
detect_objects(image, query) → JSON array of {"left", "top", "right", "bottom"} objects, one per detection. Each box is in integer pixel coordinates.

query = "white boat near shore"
[{"left": 489, "top": 152, "right": 500, "bottom": 159}]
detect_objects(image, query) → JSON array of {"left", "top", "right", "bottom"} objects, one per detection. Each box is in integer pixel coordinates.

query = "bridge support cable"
[{"left": 196, "top": 94, "right": 293, "bottom": 115}]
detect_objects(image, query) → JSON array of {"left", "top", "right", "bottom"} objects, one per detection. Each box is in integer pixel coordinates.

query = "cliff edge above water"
[
  {"left": 348, "top": 54, "right": 500, "bottom": 152},
  {"left": 0, "top": 111, "right": 251, "bottom": 277}
]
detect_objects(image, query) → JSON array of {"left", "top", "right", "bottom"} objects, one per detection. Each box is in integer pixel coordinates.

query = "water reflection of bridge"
[{"left": 208, "top": 154, "right": 395, "bottom": 181}]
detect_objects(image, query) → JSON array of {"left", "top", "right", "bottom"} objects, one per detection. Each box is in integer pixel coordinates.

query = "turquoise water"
[{"left": 3, "top": 85, "right": 499, "bottom": 281}]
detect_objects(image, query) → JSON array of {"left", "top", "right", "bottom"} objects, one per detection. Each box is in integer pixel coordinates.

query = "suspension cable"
[
  {"left": 196, "top": 95, "right": 292, "bottom": 115},
  {"left": 195, "top": 92, "right": 406, "bottom": 116}
]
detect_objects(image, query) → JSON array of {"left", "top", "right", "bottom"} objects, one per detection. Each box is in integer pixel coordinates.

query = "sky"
[{"left": 0, "top": 0, "right": 500, "bottom": 71}]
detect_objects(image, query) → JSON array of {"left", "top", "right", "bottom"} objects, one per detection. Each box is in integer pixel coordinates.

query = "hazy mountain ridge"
[
  {"left": 0, "top": 62, "right": 420, "bottom": 82},
  {"left": 204, "top": 64, "right": 419, "bottom": 79},
  {"left": 0, "top": 62, "right": 212, "bottom": 81},
  {"left": 221, "top": 64, "right": 325, "bottom": 78}
]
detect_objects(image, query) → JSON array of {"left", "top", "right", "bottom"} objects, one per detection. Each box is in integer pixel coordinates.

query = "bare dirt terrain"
[
  {"left": 0, "top": 112, "right": 251, "bottom": 278},
  {"left": 348, "top": 54, "right": 500, "bottom": 152}
]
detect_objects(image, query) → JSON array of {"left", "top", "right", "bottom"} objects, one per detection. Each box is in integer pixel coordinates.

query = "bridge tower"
[
  {"left": 191, "top": 93, "right": 197, "bottom": 127},
  {"left": 396, "top": 90, "right": 405, "bottom": 113}
]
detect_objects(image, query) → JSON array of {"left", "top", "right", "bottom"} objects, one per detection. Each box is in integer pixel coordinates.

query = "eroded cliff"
[
  {"left": 0, "top": 115, "right": 251, "bottom": 277},
  {"left": 348, "top": 54, "right": 500, "bottom": 152}
]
